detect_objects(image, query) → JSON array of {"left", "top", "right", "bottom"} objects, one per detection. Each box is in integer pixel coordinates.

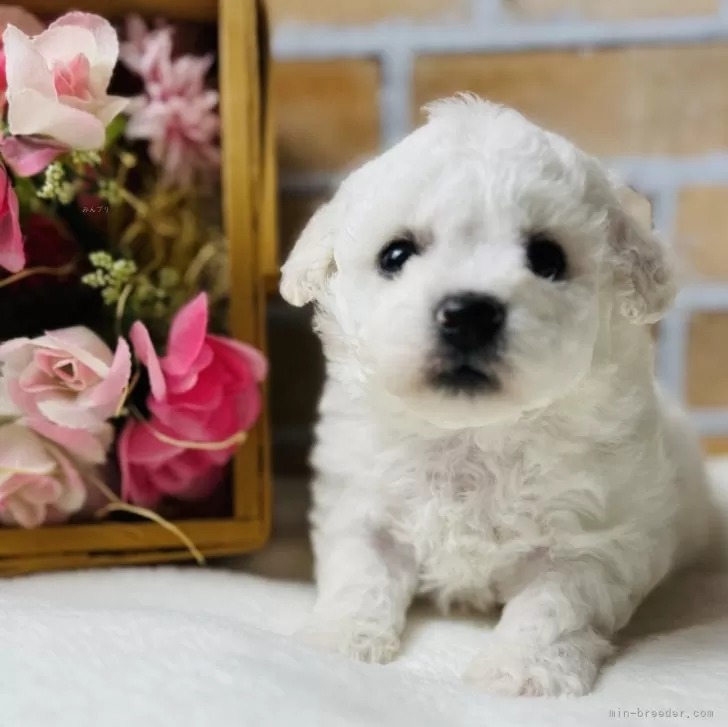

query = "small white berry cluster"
[
  {"left": 81, "top": 252, "right": 138, "bottom": 305},
  {"left": 36, "top": 162, "right": 77, "bottom": 204}
]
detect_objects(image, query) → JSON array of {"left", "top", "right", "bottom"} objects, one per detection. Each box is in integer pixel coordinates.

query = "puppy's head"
[{"left": 281, "top": 96, "right": 675, "bottom": 428}]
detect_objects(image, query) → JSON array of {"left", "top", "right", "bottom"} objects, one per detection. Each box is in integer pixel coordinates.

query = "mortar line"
[
  {"left": 656, "top": 307, "right": 689, "bottom": 402},
  {"left": 273, "top": 16, "right": 728, "bottom": 59},
  {"left": 650, "top": 187, "right": 683, "bottom": 399},
  {"left": 379, "top": 47, "right": 415, "bottom": 145},
  {"left": 648, "top": 188, "right": 678, "bottom": 241},
  {"left": 472, "top": 0, "right": 505, "bottom": 24},
  {"left": 692, "top": 410, "right": 728, "bottom": 436},
  {"left": 677, "top": 285, "right": 728, "bottom": 310},
  {"left": 608, "top": 155, "right": 728, "bottom": 191}
]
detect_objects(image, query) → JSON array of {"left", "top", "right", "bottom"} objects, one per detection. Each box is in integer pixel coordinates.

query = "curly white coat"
[{"left": 279, "top": 96, "right": 719, "bottom": 697}]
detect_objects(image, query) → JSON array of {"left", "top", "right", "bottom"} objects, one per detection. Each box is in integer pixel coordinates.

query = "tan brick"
[
  {"left": 274, "top": 60, "right": 380, "bottom": 173},
  {"left": 267, "top": 0, "right": 468, "bottom": 25},
  {"left": 687, "top": 313, "right": 728, "bottom": 408},
  {"left": 279, "top": 194, "right": 326, "bottom": 259},
  {"left": 507, "top": 0, "right": 718, "bottom": 20},
  {"left": 701, "top": 437, "right": 728, "bottom": 456},
  {"left": 676, "top": 187, "right": 728, "bottom": 281},
  {"left": 414, "top": 46, "right": 728, "bottom": 156}
]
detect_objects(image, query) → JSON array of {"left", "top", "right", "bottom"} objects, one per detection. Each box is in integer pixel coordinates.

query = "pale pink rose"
[
  {"left": 28, "top": 416, "right": 114, "bottom": 465},
  {"left": 0, "top": 12, "right": 64, "bottom": 177},
  {"left": 0, "top": 421, "right": 88, "bottom": 528},
  {"left": 3, "top": 11, "right": 128, "bottom": 149},
  {"left": 0, "top": 6, "right": 44, "bottom": 106},
  {"left": 0, "top": 51, "right": 5, "bottom": 105},
  {"left": 0, "top": 161, "right": 23, "bottom": 271},
  {"left": 0, "top": 327, "right": 132, "bottom": 430},
  {"left": 119, "top": 293, "right": 266, "bottom": 506}
]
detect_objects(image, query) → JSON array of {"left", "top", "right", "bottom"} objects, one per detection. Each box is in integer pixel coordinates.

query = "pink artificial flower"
[
  {"left": 2, "top": 12, "right": 128, "bottom": 149},
  {"left": 0, "top": 11, "right": 65, "bottom": 177},
  {"left": 0, "top": 420, "right": 90, "bottom": 528},
  {"left": 28, "top": 416, "right": 113, "bottom": 465},
  {"left": 0, "top": 326, "right": 132, "bottom": 431},
  {"left": 117, "top": 420, "right": 231, "bottom": 507},
  {"left": 0, "top": 163, "right": 23, "bottom": 272},
  {"left": 125, "top": 91, "right": 220, "bottom": 186},
  {"left": 0, "top": 10, "right": 63, "bottom": 176},
  {"left": 0, "top": 51, "right": 5, "bottom": 105},
  {"left": 120, "top": 15, "right": 219, "bottom": 187},
  {"left": 0, "top": 134, "right": 66, "bottom": 176},
  {"left": 152, "top": 53, "right": 213, "bottom": 102},
  {"left": 119, "top": 14, "right": 173, "bottom": 92},
  {"left": 119, "top": 293, "right": 266, "bottom": 506},
  {"left": 0, "top": 6, "right": 44, "bottom": 106}
]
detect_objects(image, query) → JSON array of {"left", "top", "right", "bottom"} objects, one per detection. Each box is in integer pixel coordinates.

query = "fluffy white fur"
[{"left": 279, "top": 96, "right": 719, "bottom": 697}]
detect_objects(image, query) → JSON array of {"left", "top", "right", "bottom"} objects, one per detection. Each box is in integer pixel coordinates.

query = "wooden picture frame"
[{"left": 0, "top": 0, "right": 277, "bottom": 575}]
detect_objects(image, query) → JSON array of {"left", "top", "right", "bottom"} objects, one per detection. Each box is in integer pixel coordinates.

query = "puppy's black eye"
[
  {"left": 526, "top": 233, "right": 567, "bottom": 281},
  {"left": 378, "top": 237, "right": 419, "bottom": 277}
]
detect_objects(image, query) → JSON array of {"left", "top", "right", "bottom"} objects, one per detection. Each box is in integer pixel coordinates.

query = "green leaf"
[
  {"left": 104, "top": 114, "right": 128, "bottom": 148},
  {"left": 12, "top": 175, "right": 37, "bottom": 209}
]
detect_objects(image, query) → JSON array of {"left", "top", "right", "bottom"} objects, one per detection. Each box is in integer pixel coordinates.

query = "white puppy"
[{"left": 280, "top": 96, "right": 717, "bottom": 697}]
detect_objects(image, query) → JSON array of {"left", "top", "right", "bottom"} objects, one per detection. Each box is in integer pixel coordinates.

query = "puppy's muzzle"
[
  {"left": 430, "top": 293, "right": 506, "bottom": 394},
  {"left": 435, "top": 293, "right": 506, "bottom": 354}
]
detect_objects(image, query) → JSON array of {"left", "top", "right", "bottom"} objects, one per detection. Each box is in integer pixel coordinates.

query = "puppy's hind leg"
[{"left": 298, "top": 529, "right": 418, "bottom": 664}]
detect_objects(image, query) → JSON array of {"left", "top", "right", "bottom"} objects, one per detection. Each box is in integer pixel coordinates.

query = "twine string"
[
  {"left": 88, "top": 473, "right": 206, "bottom": 566},
  {"left": 0, "top": 260, "right": 77, "bottom": 289},
  {"left": 95, "top": 502, "right": 206, "bottom": 566},
  {"left": 149, "top": 426, "right": 247, "bottom": 451}
]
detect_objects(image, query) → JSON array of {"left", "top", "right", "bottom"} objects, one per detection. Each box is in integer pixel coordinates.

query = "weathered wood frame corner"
[{"left": 0, "top": 0, "right": 276, "bottom": 576}]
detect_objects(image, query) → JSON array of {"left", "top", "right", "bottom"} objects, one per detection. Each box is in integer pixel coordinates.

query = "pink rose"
[
  {"left": 0, "top": 134, "right": 67, "bottom": 176},
  {"left": 0, "top": 6, "right": 44, "bottom": 106},
  {"left": 0, "top": 162, "right": 23, "bottom": 272},
  {"left": 0, "top": 420, "right": 95, "bottom": 528},
  {"left": 3, "top": 11, "right": 128, "bottom": 149},
  {"left": 119, "top": 293, "right": 266, "bottom": 506},
  {"left": 0, "top": 326, "right": 131, "bottom": 430}
]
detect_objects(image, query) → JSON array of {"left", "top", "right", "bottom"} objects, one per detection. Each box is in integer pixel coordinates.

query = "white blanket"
[{"left": 3, "top": 465, "right": 728, "bottom": 726}]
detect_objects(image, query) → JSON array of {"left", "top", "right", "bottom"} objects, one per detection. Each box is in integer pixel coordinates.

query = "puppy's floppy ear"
[
  {"left": 607, "top": 185, "right": 676, "bottom": 325},
  {"left": 280, "top": 198, "right": 339, "bottom": 307}
]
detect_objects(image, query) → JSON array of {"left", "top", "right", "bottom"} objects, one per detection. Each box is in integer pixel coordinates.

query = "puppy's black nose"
[{"left": 435, "top": 294, "right": 506, "bottom": 353}]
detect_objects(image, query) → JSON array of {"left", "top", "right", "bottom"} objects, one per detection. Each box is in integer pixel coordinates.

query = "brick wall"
[{"left": 267, "top": 0, "right": 728, "bottom": 481}]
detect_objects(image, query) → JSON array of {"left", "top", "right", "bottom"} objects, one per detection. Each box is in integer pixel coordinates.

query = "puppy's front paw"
[
  {"left": 463, "top": 638, "right": 600, "bottom": 697},
  {"left": 296, "top": 617, "right": 400, "bottom": 664}
]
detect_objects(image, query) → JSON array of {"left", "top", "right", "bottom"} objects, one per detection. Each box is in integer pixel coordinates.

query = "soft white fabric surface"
[{"left": 3, "top": 464, "right": 728, "bottom": 726}]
